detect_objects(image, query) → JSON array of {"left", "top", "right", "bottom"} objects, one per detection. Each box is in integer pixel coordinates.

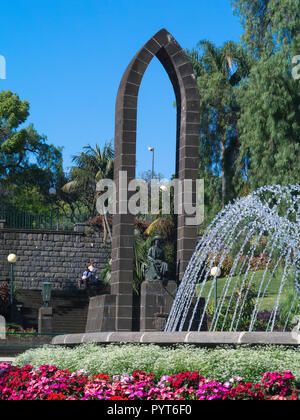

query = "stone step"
[{"left": 10, "top": 288, "right": 108, "bottom": 333}]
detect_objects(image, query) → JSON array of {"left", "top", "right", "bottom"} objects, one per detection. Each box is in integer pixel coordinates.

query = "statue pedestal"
[
  {"left": 140, "top": 281, "right": 177, "bottom": 332},
  {"left": 85, "top": 295, "right": 116, "bottom": 332},
  {"left": 38, "top": 307, "right": 53, "bottom": 334}
]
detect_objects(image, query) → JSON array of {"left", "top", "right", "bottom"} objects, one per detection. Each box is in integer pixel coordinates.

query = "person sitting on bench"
[
  {"left": 88, "top": 260, "right": 97, "bottom": 283},
  {"left": 78, "top": 266, "right": 91, "bottom": 290}
]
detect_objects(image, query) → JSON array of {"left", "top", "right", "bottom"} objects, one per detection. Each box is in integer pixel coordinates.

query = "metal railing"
[{"left": 0, "top": 209, "right": 87, "bottom": 231}]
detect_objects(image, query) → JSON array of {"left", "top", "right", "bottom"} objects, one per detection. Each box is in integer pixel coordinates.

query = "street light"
[
  {"left": 210, "top": 266, "right": 222, "bottom": 314},
  {"left": 49, "top": 187, "right": 56, "bottom": 230},
  {"left": 7, "top": 253, "right": 17, "bottom": 322},
  {"left": 41, "top": 282, "right": 52, "bottom": 307},
  {"left": 148, "top": 147, "right": 155, "bottom": 179}
]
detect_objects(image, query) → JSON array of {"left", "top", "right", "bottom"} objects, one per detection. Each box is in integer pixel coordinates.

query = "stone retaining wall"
[
  {"left": 0, "top": 335, "right": 54, "bottom": 357},
  {"left": 0, "top": 226, "right": 111, "bottom": 290}
]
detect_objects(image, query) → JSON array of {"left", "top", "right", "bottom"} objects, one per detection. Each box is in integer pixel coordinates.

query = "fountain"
[
  {"left": 165, "top": 184, "right": 300, "bottom": 334},
  {"left": 52, "top": 184, "right": 300, "bottom": 346}
]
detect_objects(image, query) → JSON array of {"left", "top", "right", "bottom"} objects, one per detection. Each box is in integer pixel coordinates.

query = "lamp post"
[
  {"left": 210, "top": 266, "right": 222, "bottom": 314},
  {"left": 148, "top": 147, "right": 155, "bottom": 179},
  {"left": 41, "top": 282, "right": 52, "bottom": 307},
  {"left": 7, "top": 253, "right": 17, "bottom": 322},
  {"left": 49, "top": 187, "right": 56, "bottom": 230}
]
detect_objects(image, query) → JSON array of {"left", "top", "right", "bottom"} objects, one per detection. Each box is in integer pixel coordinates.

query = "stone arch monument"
[{"left": 111, "top": 29, "right": 200, "bottom": 331}]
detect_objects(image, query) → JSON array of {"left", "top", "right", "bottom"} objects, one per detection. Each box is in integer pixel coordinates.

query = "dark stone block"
[
  {"left": 116, "top": 318, "right": 133, "bottom": 331},
  {"left": 137, "top": 48, "right": 154, "bottom": 65},
  {"left": 127, "top": 70, "right": 143, "bottom": 85},
  {"left": 124, "top": 82, "right": 139, "bottom": 97},
  {"left": 132, "top": 58, "right": 148, "bottom": 75},
  {"left": 186, "top": 123, "right": 200, "bottom": 135},
  {"left": 178, "top": 62, "right": 195, "bottom": 78},
  {"left": 172, "top": 51, "right": 189, "bottom": 67},
  {"left": 140, "top": 281, "right": 177, "bottom": 332},
  {"left": 186, "top": 112, "right": 200, "bottom": 124},
  {"left": 85, "top": 295, "right": 116, "bottom": 333},
  {"left": 178, "top": 168, "right": 199, "bottom": 180},
  {"left": 112, "top": 258, "right": 134, "bottom": 272},
  {"left": 118, "top": 131, "right": 137, "bottom": 144},
  {"left": 110, "top": 281, "right": 133, "bottom": 295},
  {"left": 185, "top": 88, "right": 200, "bottom": 102},
  {"left": 177, "top": 238, "right": 198, "bottom": 252},
  {"left": 178, "top": 145, "right": 199, "bottom": 158},
  {"left": 164, "top": 40, "right": 181, "bottom": 57},
  {"left": 152, "top": 29, "right": 170, "bottom": 47},
  {"left": 186, "top": 100, "right": 201, "bottom": 112},
  {"left": 112, "top": 247, "right": 133, "bottom": 261},
  {"left": 177, "top": 225, "right": 198, "bottom": 238},
  {"left": 181, "top": 134, "right": 200, "bottom": 147},
  {"left": 182, "top": 75, "right": 198, "bottom": 89},
  {"left": 112, "top": 213, "right": 135, "bottom": 226},
  {"left": 113, "top": 222, "right": 134, "bottom": 236},
  {"left": 145, "top": 38, "right": 161, "bottom": 55},
  {"left": 119, "top": 153, "right": 136, "bottom": 167},
  {"left": 122, "top": 108, "right": 137, "bottom": 120},
  {"left": 113, "top": 235, "right": 134, "bottom": 249},
  {"left": 121, "top": 95, "right": 138, "bottom": 109}
]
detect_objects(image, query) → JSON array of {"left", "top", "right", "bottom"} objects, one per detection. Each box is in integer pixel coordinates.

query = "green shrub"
[{"left": 15, "top": 344, "right": 300, "bottom": 384}]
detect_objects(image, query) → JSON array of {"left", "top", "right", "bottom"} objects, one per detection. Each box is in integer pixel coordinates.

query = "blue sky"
[{"left": 0, "top": 0, "right": 243, "bottom": 180}]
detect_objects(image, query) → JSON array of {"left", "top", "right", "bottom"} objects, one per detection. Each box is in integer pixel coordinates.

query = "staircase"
[{"left": 15, "top": 285, "right": 108, "bottom": 334}]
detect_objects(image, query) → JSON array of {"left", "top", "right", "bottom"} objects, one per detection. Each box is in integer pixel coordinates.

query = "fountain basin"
[{"left": 51, "top": 331, "right": 299, "bottom": 346}]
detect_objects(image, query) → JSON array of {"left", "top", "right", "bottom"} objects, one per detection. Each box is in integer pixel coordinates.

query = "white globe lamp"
[
  {"left": 7, "top": 254, "right": 17, "bottom": 264},
  {"left": 210, "top": 266, "right": 221, "bottom": 277}
]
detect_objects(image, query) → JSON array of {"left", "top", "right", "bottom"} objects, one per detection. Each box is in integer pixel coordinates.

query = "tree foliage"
[
  {"left": 236, "top": 54, "right": 300, "bottom": 188},
  {"left": 188, "top": 41, "right": 252, "bottom": 222},
  {"left": 0, "top": 90, "right": 63, "bottom": 212},
  {"left": 232, "top": 0, "right": 300, "bottom": 188},
  {"left": 61, "top": 142, "right": 114, "bottom": 219},
  {"left": 188, "top": 1, "right": 299, "bottom": 227},
  {"left": 232, "top": 0, "right": 300, "bottom": 58}
]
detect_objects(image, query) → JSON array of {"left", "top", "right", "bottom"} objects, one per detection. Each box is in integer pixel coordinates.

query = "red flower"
[{"left": 46, "top": 393, "right": 66, "bottom": 401}]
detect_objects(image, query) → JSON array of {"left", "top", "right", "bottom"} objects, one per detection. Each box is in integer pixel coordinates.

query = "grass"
[
  {"left": 197, "top": 268, "right": 295, "bottom": 312},
  {"left": 15, "top": 344, "right": 300, "bottom": 384}
]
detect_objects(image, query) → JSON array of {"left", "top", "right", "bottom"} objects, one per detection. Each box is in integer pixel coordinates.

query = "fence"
[{"left": 0, "top": 209, "right": 85, "bottom": 231}]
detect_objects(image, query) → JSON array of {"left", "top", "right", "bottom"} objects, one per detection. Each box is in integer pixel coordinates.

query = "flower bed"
[
  {"left": 15, "top": 344, "right": 300, "bottom": 384},
  {"left": 0, "top": 363, "right": 298, "bottom": 400}
]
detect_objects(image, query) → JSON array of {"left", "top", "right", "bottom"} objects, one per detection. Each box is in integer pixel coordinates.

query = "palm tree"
[
  {"left": 62, "top": 142, "right": 114, "bottom": 236},
  {"left": 62, "top": 143, "right": 114, "bottom": 193}
]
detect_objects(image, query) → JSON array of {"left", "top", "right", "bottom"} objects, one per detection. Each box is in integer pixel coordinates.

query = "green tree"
[
  {"left": 0, "top": 90, "right": 63, "bottom": 212},
  {"left": 232, "top": 0, "right": 300, "bottom": 188},
  {"left": 188, "top": 41, "right": 252, "bottom": 217},
  {"left": 232, "top": 0, "right": 300, "bottom": 59},
  {"left": 236, "top": 55, "right": 300, "bottom": 188},
  {"left": 62, "top": 142, "right": 114, "bottom": 218}
]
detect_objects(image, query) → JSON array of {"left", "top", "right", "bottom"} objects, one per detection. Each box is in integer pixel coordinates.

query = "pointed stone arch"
[{"left": 111, "top": 29, "right": 200, "bottom": 331}]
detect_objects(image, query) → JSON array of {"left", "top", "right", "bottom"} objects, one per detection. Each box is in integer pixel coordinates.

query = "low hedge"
[{"left": 15, "top": 344, "right": 300, "bottom": 385}]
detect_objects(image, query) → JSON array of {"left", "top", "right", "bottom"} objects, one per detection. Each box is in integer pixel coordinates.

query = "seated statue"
[{"left": 145, "top": 235, "right": 169, "bottom": 287}]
